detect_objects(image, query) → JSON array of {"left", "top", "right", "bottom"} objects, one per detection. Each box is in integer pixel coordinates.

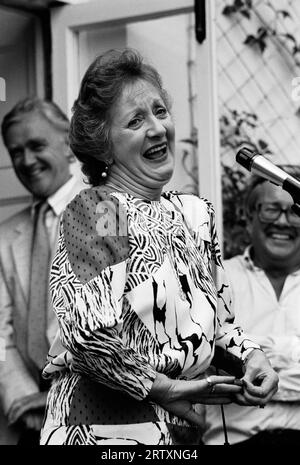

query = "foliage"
[
  {"left": 222, "top": 0, "right": 300, "bottom": 65},
  {"left": 222, "top": 164, "right": 249, "bottom": 258},
  {"left": 222, "top": 0, "right": 253, "bottom": 19},
  {"left": 220, "top": 109, "right": 272, "bottom": 154},
  {"left": 179, "top": 108, "right": 273, "bottom": 258},
  {"left": 220, "top": 108, "right": 273, "bottom": 258},
  {"left": 183, "top": 1, "right": 296, "bottom": 257},
  {"left": 219, "top": 0, "right": 299, "bottom": 257}
]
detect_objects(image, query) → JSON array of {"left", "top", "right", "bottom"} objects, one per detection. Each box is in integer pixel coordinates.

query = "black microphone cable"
[{"left": 215, "top": 366, "right": 230, "bottom": 446}]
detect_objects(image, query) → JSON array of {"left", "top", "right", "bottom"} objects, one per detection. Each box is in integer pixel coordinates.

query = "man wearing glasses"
[{"left": 203, "top": 166, "right": 300, "bottom": 446}]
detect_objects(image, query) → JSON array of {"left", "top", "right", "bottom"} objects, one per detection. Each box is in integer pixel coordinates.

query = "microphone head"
[{"left": 236, "top": 147, "right": 258, "bottom": 171}]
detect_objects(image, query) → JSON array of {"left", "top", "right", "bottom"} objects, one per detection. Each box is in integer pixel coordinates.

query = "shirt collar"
[
  {"left": 32, "top": 175, "right": 77, "bottom": 217},
  {"left": 242, "top": 245, "right": 300, "bottom": 276},
  {"left": 242, "top": 246, "right": 256, "bottom": 271}
]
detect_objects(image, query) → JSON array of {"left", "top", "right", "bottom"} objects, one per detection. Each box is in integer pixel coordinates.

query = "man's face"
[
  {"left": 4, "top": 111, "right": 71, "bottom": 199},
  {"left": 248, "top": 182, "right": 300, "bottom": 270}
]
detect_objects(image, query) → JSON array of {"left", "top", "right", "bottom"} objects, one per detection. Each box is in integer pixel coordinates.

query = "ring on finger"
[
  {"left": 206, "top": 376, "right": 215, "bottom": 394},
  {"left": 206, "top": 376, "right": 214, "bottom": 388}
]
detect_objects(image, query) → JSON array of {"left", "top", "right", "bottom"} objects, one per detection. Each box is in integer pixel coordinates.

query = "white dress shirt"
[{"left": 203, "top": 247, "right": 300, "bottom": 445}]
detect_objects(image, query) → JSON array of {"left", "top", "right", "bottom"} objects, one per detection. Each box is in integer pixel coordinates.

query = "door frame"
[{"left": 50, "top": 0, "right": 222, "bottom": 239}]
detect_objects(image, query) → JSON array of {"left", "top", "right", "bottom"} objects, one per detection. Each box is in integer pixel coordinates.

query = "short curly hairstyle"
[{"left": 70, "top": 48, "right": 171, "bottom": 186}]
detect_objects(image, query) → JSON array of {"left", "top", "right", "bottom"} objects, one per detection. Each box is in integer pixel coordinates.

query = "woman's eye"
[
  {"left": 128, "top": 117, "right": 142, "bottom": 129},
  {"left": 156, "top": 107, "right": 167, "bottom": 118}
]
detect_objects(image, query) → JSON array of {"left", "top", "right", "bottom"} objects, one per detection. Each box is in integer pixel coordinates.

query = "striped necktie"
[{"left": 27, "top": 201, "right": 51, "bottom": 370}]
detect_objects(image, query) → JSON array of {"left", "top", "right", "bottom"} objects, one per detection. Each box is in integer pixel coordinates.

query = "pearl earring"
[{"left": 101, "top": 163, "right": 109, "bottom": 178}]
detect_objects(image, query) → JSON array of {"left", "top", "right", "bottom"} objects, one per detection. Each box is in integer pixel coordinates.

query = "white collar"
[{"left": 32, "top": 175, "right": 77, "bottom": 217}]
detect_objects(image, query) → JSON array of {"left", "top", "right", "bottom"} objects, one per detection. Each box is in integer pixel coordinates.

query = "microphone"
[{"left": 236, "top": 147, "right": 300, "bottom": 204}]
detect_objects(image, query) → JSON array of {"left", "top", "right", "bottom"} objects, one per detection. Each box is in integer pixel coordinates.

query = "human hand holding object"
[
  {"left": 234, "top": 349, "right": 279, "bottom": 406},
  {"left": 148, "top": 373, "right": 242, "bottom": 425}
]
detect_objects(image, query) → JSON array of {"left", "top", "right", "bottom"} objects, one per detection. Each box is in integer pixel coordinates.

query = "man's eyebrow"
[{"left": 8, "top": 137, "right": 48, "bottom": 151}]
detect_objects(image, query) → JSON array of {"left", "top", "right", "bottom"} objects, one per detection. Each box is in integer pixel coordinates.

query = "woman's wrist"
[
  {"left": 148, "top": 373, "right": 178, "bottom": 403},
  {"left": 243, "top": 347, "right": 264, "bottom": 368}
]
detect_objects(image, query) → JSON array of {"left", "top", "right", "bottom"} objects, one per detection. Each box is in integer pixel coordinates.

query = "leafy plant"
[
  {"left": 220, "top": 109, "right": 272, "bottom": 155},
  {"left": 222, "top": 164, "right": 249, "bottom": 258},
  {"left": 223, "top": 0, "right": 300, "bottom": 65},
  {"left": 180, "top": 107, "right": 273, "bottom": 258},
  {"left": 223, "top": 0, "right": 253, "bottom": 19},
  {"left": 219, "top": 108, "right": 273, "bottom": 258},
  {"left": 218, "top": 0, "right": 299, "bottom": 256}
]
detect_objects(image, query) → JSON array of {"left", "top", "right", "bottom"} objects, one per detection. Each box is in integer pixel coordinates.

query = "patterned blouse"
[{"left": 40, "top": 187, "right": 259, "bottom": 445}]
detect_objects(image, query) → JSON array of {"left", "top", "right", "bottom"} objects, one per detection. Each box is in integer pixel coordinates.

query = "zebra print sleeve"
[
  {"left": 205, "top": 199, "right": 261, "bottom": 361},
  {"left": 49, "top": 187, "right": 156, "bottom": 400}
]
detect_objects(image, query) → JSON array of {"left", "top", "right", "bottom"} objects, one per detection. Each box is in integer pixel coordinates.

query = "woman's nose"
[{"left": 147, "top": 117, "right": 166, "bottom": 138}]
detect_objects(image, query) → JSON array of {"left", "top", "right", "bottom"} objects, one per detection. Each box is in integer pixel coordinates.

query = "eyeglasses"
[{"left": 257, "top": 202, "right": 300, "bottom": 227}]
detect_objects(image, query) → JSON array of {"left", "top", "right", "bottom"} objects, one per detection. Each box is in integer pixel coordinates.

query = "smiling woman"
[
  {"left": 40, "top": 48, "right": 278, "bottom": 446},
  {"left": 107, "top": 79, "right": 175, "bottom": 197}
]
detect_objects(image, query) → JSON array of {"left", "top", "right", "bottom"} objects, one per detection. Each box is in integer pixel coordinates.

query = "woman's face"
[{"left": 109, "top": 79, "right": 175, "bottom": 190}]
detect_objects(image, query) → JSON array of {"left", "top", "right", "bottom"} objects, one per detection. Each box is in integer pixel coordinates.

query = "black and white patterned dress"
[{"left": 40, "top": 186, "right": 259, "bottom": 445}]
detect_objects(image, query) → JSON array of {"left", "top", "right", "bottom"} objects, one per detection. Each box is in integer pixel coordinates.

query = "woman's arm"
[
  {"left": 148, "top": 372, "right": 242, "bottom": 425},
  {"left": 49, "top": 190, "right": 157, "bottom": 400},
  {"left": 206, "top": 202, "right": 278, "bottom": 403}
]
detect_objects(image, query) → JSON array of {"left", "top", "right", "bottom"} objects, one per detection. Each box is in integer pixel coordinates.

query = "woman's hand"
[
  {"left": 148, "top": 373, "right": 242, "bottom": 425},
  {"left": 234, "top": 349, "right": 279, "bottom": 406}
]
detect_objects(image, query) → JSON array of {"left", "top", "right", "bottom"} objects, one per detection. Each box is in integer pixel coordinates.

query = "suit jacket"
[{"left": 0, "top": 176, "right": 84, "bottom": 442}]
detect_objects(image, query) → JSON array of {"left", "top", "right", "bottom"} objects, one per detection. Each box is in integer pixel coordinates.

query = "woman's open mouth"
[{"left": 143, "top": 143, "right": 168, "bottom": 160}]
